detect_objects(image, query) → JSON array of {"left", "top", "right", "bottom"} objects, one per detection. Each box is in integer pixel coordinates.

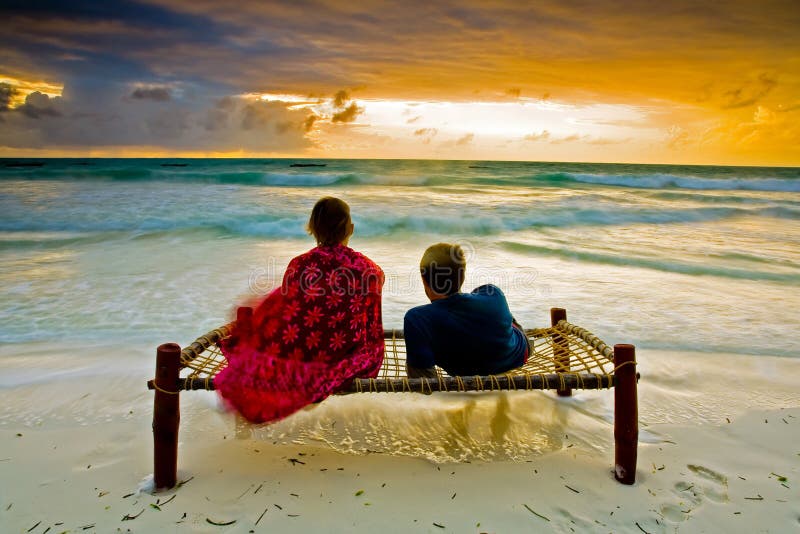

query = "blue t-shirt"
[{"left": 403, "top": 284, "right": 528, "bottom": 376}]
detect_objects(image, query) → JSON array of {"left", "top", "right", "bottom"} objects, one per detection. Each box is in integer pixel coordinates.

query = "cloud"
[
  {"left": 0, "top": 83, "right": 18, "bottom": 111},
  {"left": 587, "top": 136, "right": 631, "bottom": 145},
  {"left": 570, "top": 118, "right": 649, "bottom": 128},
  {"left": 685, "top": 104, "right": 800, "bottom": 163},
  {"left": 201, "top": 96, "right": 233, "bottom": 131},
  {"left": 524, "top": 130, "right": 550, "bottom": 141},
  {"left": 145, "top": 108, "right": 190, "bottom": 137},
  {"left": 721, "top": 73, "right": 778, "bottom": 109},
  {"left": 455, "top": 133, "right": 474, "bottom": 145},
  {"left": 130, "top": 86, "right": 172, "bottom": 101},
  {"left": 526, "top": 131, "right": 624, "bottom": 145},
  {"left": 333, "top": 90, "right": 350, "bottom": 108},
  {"left": 0, "top": 82, "right": 313, "bottom": 152},
  {"left": 240, "top": 100, "right": 272, "bottom": 129},
  {"left": 1, "top": 1, "right": 796, "bottom": 112},
  {"left": 331, "top": 102, "right": 361, "bottom": 123},
  {"left": 17, "top": 91, "right": 62, "bottom": 118},
  {"left": 665, "top": 125, "right": 691, "bottom": 149},
  {"left": 406, "top": 115, "right": 422, "bottom": 123},
  {"left": 550, "top": 133, "right": 585, "bottom": 144},
  {"left": 303, "top": 113, "right": 319, "bottom": 132},
  {"left": 777, "top": 102, "right": 800, "bottom": 113},
  {"left": 325, "top": 89, "right": 364, "bottom": 124},
  {"left": 0, "top": 0, "right": 798, "bottom": 162},
  {"left": 413, "top": 127, "right": 438, "bottom": 144}
]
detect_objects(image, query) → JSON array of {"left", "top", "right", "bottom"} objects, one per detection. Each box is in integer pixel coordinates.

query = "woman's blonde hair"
[{"left": 307, "top": 196, "right": 351, "bottom": 245}]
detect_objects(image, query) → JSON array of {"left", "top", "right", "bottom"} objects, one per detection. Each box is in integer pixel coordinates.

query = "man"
[{"left": 404, "top": 243, "right": 529, "bottom": 378}]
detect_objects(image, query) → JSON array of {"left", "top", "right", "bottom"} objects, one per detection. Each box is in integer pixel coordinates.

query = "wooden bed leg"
[
  {"left": 550, "top": 307, "right": 572, "bottom": 397},
  {"left": 614, "top": 343, "right": 637, "bottom": 484},
  {"left": 153, "top": 343, "right": 181, "bottom": 490}
]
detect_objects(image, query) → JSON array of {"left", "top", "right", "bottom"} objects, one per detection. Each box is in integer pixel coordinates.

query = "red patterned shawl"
[{"left": 216, "top": 244, "right": 384, "bottom": 423}]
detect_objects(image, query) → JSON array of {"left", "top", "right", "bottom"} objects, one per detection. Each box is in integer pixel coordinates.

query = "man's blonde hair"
[{"left": 419, "top": 243, "right": 465, "bottom": 296}]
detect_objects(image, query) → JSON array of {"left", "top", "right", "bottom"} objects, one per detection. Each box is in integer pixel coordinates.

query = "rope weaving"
[{"left": 147, "top": 319, "right": 631, "bottom": 394}]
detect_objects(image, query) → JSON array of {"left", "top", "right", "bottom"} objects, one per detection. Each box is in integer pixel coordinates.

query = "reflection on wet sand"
[{"left": 243, "top": 391, "right": 611, "bottom": 463}]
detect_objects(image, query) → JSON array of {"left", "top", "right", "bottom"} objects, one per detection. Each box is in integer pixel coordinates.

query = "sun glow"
[
  {"left": 358, "top": 98, "right": 650, "bottom": 139},
  {"left": 250, "top": 92, "right": 653, "bottom": 142},
  {"left": 289, "top": 94, "right": 665, "bottom": 162},
  {"left": 247, "top": 92, "right": 322, "bottom": 109}
]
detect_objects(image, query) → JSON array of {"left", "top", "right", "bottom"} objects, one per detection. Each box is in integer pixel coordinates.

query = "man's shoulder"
[
  {"left": 470, "top": 284, "right": 505, "bottom": 297},
  {"left": 404, "top": 302, "right": 435, "bottom": 321}
]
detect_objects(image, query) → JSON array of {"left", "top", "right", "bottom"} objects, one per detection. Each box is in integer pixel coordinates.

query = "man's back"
[{"left": 404, "top": 284, "right": 528, "bottom": 376}]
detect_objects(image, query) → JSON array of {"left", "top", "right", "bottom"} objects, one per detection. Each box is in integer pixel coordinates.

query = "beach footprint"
[
  {"left": 686, "top": 464, "right": 728, "bottom": 503},
  {"left": 660, "top": 464, "right": 728, "bottom": 523},
  {"left": 551, "top": 507, "right": 596, "bottom": 533}
]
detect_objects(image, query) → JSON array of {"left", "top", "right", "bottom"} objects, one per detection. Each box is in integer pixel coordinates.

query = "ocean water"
[{"left": 1, "top": 158, "right": 799, "bottom": 360}]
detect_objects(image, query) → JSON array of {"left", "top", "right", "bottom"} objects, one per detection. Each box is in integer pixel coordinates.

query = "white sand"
[{"left": 1, "top": 345, "right": 799, "bottom": 533}]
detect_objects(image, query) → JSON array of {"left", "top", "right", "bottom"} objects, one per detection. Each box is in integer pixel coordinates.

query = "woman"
[{"left": 216, "top": 197, "right": 384, "bottom": 423}]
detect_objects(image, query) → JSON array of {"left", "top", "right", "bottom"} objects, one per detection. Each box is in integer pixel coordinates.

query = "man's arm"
[
  {"left": 403, "top": 309, "right": 438, "bottom": 378},
  {"left": 406, "top": 364, "right": 438, "bottom": 378}
]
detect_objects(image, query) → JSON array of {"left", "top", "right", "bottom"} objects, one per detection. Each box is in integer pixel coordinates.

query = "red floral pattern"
[{"left": 216, "top": 244, "right": 384, "bottom": 423}]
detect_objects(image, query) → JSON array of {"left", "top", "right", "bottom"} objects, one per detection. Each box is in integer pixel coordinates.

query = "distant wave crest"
[
  {"left": 499, "top": 241, "right": 800, "bottom": 284},
  {"left": 3, "top": 204, "right": 797, "bottom": 246},
  {"left": 3, "top": 160, "right": 798, "bottom": 192},
  {"left": 561, "top": 172, "right": 800, "bottom": 192}
]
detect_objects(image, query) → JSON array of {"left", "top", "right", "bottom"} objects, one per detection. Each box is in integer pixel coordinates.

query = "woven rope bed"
[{"left": 149, "top": 307, "right": 639, "bottom": 489}]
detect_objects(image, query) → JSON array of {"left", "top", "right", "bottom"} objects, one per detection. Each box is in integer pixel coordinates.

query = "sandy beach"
[
  {"left": 3, "top": 0, "right": 800, "bottom": 530},
  {"left": 2, "top": 343, "right": 798, "bottom": 533}
]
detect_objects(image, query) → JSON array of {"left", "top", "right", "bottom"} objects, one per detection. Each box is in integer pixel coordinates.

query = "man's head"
[
  {"left": 307, "top": 196, "right": 354, "bottom": 246},
  {"left": 419, "top": 243, "right": 466, "bottom": 300}
]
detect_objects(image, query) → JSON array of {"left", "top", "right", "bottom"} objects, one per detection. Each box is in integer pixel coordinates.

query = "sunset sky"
[{"left": 1, "top": 0, "right": 799, "bottom": 165}]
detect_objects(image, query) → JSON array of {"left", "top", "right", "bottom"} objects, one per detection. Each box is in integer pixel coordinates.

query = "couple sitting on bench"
[{"left": 215, "top": 196, "right": 527, "bottom": 423}]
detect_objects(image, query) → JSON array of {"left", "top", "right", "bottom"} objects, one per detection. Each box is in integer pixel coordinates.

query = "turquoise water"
[{"left": 1, "top": 158, "right": 799, "bottom": 357}]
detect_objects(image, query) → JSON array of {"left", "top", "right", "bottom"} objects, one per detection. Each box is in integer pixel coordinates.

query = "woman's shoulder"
[
  {"left": 349, "top": 248, "right": 383, "bottom": 275},
  {"left": 328, "top": 245, "right": 381, "bottom": 269},
  {"left": 291, "top": 244, "right": 382, "bottom": 275}
]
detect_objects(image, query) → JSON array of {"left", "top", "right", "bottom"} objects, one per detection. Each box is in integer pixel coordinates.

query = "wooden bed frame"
[{"left": 149, "top": 308, "right": 638, "bottom": 489}]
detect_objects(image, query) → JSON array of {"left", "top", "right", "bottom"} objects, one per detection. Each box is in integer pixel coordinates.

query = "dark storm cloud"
[
  {"left": 0, "top": 84, "right": 312, "bottom": 152},
  {"left": 0, "top": 0, "right": 317, "bottom": 151},
  {"left": 0, "top": 83, "right": 17, "bottom": 111},
  {"left": 130, "top": 87, "right": 172, "bottom": 101},
  {"left": 0, "top": 0, "right": 249, "bottom": 92},
  {"left": 17, "top": 92, "right": 62, "bottom": 119},
  {"left": 3, "top": 0, "right": 798, "bottom": 104},
  {"left": 1, "top": 0, "right": 212, "bottom": 27}
]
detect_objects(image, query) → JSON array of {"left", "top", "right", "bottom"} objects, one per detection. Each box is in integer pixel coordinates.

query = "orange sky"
[{"left": 1, "top": 1, "right": 799, "bottom": 165}]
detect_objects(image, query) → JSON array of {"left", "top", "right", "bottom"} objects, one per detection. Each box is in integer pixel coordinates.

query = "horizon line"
[{"left": 1, "top": 156, "right": 798, "bottom": 170}]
